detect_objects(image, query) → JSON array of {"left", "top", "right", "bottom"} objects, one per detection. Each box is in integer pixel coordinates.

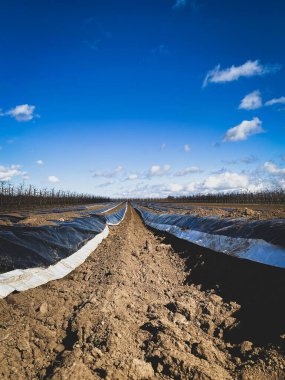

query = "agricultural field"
[{"left": 0, "top": 198, "right": 285, "bottom": 379}]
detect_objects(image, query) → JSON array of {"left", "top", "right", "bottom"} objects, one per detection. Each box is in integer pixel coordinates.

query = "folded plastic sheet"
[
  {"left": 0, "top": 203, "right": 127, "bottom": 273},
  {"left": 0, "top": 226, "right": 109, "bottom": 298},
  {"left": 0, "top": 215, "right": 106, "bottom": 271},
  {"left": 105, "top": 203, "right": 127, "bottom": 225},
  {"left": 90, "top": 202, "right": 123, "bottom": 214},
  {"left": 0, "top": 203, "right": 128, "bottom": 298},
  {"left": 135, "top": 206, "right": 285, "bottom": 269},
  {"left": 0, "top": 202, "right": 118, "bottom": 225}
]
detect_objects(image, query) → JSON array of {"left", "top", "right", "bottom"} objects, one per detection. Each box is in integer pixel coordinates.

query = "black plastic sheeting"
[
  {"left": 137, "top": 206, "right": 285, "bottom": 247},
  {"left": 0, "top": 202, "right": 118, "bottom": 224},
  {"left": 0, "top": 203, "right": 126, "bottom": 273},
  {"left": 105, "top": 206, "right": 126, "bottom": 225},
  {"left": 134, "top": 205, "right": 285, "bottom": 269}
]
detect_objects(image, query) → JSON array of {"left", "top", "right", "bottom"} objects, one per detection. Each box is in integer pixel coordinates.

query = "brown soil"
[
  {"left": 183, "top": 207, "right": 285, "bottom": 220},
  {"left": 160, "top": 202, "right": 285, "bottom": 211},
  {"left": 0, "top": 204, "right": 120, "bottom": 227},
  {"left": 144, "top": 204, "right": 285, "bottom": 220},
  {"left": 0, "top": 220, "right": 13, "bottom": 226},
  {"left": 16, "top": 212, "right": 80, "bottom": 226},
  {"left": 0, "top": 206, "right": 284, "bottom": 379}
]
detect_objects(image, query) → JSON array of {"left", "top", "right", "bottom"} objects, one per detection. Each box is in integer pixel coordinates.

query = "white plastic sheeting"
[
  {"left": 0, "top": 203, "right": 128, "bottom": 298},
  {"left": 92, "top": 202, "right": 123, "bottom": 214},
  {"left": 135, "top": 205, "right": 285, "bottom": 269}
]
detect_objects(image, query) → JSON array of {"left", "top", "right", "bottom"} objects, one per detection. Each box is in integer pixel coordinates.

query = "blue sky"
[{"left": 0, "top": 0, "right": 285, "bottom": 197}]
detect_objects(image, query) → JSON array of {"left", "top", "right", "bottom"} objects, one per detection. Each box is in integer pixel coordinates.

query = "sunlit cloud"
[
  {"left": 0, "top": 164, "right": 27, "bottom": 181},
  {"left": 6, "top": 104, "right": 38, "bottom": 121},
  {"left": 203, "top": 60, "right": 280, "bottom": 87},
  {"left": 149, "top": 164, "right": 171, "bottom": 177},
  {"left": 239, "top": 90, "right": 262, "bottom": 110},
  {"left": 48, "top": 175, "right": 59, "bottom": 183},
  {"left": 264, "top": 162, "right": 285, "bottom": 176},
  {"left": 265, "top": 96, "right": 285, "bottom": 106},
  {"left": 224, "top": 117, "right": 264, "bottom": 142}
]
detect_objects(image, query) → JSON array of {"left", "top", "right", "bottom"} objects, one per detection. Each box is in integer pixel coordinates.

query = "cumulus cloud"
[
  {"left": 36, "top": 160, "right": 44, "bottom": 165},
  {"left": 264, "top": 162, "right": 285, "bottom": 176},
  {"left": 0, "top": 164, "right": 27, "bottom": 181},
  {"left": 265, "top": 96, "right": 285, "bottom": 106},
  {"left": 203, "top": 172, "right": 249, "bottom": 191},
  {"left": 168, "top": 183, "right": 184, "bottom": 192},
  {"left": 173, "top": 0, "right": 187, "bottom": 9},
  {"left": 6, "top": 104, "right": 38, "bottom": 121},
  {"left": 48, "top": 175, "right": 59, "bottom": 183},
  {"left": 183, "top": 144, "right": 191, "bottom": 152},
  {"left": 203, "top": 60, "right": 280, "bottom": 87},
  {"left": 149, "top": 164, "right": 171, "bottom": 177},
  {"left": 116, "top": 169, "right": 272, "bottom": 197},
  {"left": 174, "top": 166, "right": 201, "bottom": 176},
  {"left": 239, "top": 90, "right": 262, "bottom": 110},
  {"left": 224, "top": 117, "right": 264, "bottom": 142},
  {"left": 92, "top": 165, "right": 124, "bottom": 178},
  {"left": 114, "top": 165, "right": 123, "bottom": 173},
  {"left": 126, "top": 174, "right": 139, "bottom": 181}
]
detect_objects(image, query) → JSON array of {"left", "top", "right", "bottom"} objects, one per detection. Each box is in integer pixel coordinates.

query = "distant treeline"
[
  {"left": 0, "top": 183, "right": 111, "bottom": 209},
  {"left": 1, "top": 182, "right": 284, "bottom": 210},
  {"left": 131, "top": 189, "right": 285, "bottom": 205}
]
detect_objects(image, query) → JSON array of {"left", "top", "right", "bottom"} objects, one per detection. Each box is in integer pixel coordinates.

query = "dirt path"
[{"left": 0, "top": 207, "right": 284, "bottom": 379}]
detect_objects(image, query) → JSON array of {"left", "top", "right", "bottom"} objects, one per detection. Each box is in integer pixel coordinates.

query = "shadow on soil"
[{"left": 147, "top": 225, "right": 285, "bottom": 348}]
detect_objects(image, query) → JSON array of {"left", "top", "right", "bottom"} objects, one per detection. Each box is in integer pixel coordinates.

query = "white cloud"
[
  {"left": 185, "top": 182, "right": 198, "bottom": 192},
  {"left": 92, "top": 165, "right": 124, "bottom": 178},
  {"left": 173, "top": 0, "right": 187, "bottom": 9},
  {"left": 203, "top": 60, "right": 280, "bottom": 87},
  {"left": 36, "top": 160, "right": 44, "bottom": 165},
  {"left": 265, "top": 96, "right": 285, "bottom": 106},
  {"left": 239, "top": 90, "right": 262, "bottom": 110},
  {"left": 0, "top": 164, "right": 27, "bottom": 181},
  {"left": 127, "top": 174, "right": 139, "bottom": 181},
  {"left": 48, "top": 175, "right": 59, "bottom": 183},
  {"left": 224, "top": 117, "right": 264, "bottom": 142},
  {"left": 115, "top": 168, "right": 274, "bottom": 197},
  {"left": 183, "top": 144, "right": 191, "bottom": 152},
  {"left": 168, "top": 183, "right": 184, "bottom": 192},
  {"left": 174, "top": 166, "right": 201, "bottom": 176},
  {"left": 160, "top": 143, "right": 166, "bottom": 150},
  {"left": 203, "top": 172, "right": 249, "bottom": 191},
  {"left": 6, "top": 104, "right": 37, "bottom": 121},
  {"left": 264, "top": 162, "right": 285, "bottom": 176},
  {"left": 114, "top": 165, "right": 123, "bottom": 173},
  {"left": 149, "top": 164, "right": 171, "bottom": 177}
]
